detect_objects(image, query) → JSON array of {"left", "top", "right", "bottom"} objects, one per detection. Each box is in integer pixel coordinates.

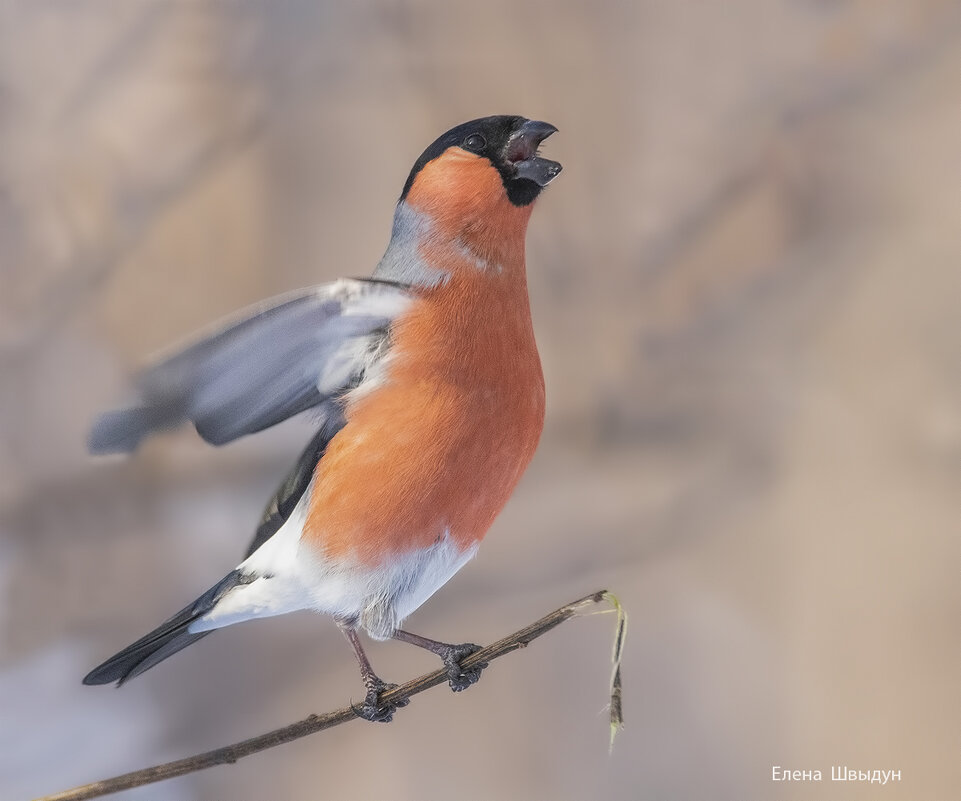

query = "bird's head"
[
  {"left": 401, "top": 116, "right": 561, "bottom": 207},
  {"left": 396, "top": 116, "right": 561, "bottom": 257}
]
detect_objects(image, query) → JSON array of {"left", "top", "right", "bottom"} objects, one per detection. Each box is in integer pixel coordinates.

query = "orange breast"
[{"left": 303, "top": 251, "right": 545, "bottom": 567}]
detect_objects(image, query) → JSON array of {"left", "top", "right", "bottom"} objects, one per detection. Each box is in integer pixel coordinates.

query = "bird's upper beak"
[{"left": 507, "top": 120, "right": 562, "bottom": 187}]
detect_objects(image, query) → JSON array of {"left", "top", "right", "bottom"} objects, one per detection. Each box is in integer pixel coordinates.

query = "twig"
[{"left": 36, "top": 590, "right": 625, "bottom": 801}]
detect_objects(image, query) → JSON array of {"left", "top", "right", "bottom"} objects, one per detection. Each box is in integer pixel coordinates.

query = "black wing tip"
[
  {"left": 82, "top": 664, "right": 125, "bottom": 687},
  {"left": 82, "top": 634, "right": 206, "bottom": 687},
  {"left": 82, "top": 644, "right": 155, "bottom": 686},
  {"left": 82, "top": 634, "right": 173, "bottom": 687},
  {"left": 82, "top": 626, "right": 209, "bottom": 688},
  {"left": 82, "top": 570, "right": 249, "bottom": 687}
]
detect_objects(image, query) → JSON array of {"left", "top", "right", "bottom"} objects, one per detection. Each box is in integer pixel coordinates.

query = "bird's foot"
[
  {"left": 440, "top": 643, "right": 488, "bottom": 693},
  {"left": 353, "top": 679, "right": 409, "bottom": 723}
]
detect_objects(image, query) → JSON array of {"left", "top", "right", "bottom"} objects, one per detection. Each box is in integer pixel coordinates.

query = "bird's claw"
[
  {"left": 442, "top": 643, "right": 487, "bottom": 693},
  {"left": 352, "top": 680, "right": 409, "bottom": 723}
]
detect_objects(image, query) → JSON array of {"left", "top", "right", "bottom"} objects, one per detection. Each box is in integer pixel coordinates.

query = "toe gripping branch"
[
  {"left": 40, "top": 591, "right": 625, "bottom": 801},
  {"left": 341, "top": 626, "right": 409, "bottom": 723},
  {"left": 345, "top": 626, "right": 491, "bottom": 721},
  {"left": 355, "top": 676, "right": 409, "bottom": 724},
  {"left": 392, "top": 630, "right": 489, "bottom": 693},
  {"left": 343, "top": 593, "right": 624, "bottom": 728}
]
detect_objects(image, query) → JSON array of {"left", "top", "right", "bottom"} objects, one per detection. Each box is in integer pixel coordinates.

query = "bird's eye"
[{"left": 462, "top": 133, "right": 487, "bottom": 153}]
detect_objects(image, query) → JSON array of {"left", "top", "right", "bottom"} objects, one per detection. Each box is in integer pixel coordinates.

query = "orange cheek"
[{"left": 405, "top": 150, "right": 532, "bottom": 262}]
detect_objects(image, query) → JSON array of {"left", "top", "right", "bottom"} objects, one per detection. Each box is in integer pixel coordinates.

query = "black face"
[{"left": 400, "top": 115, "right": 562, "bottom": 207}]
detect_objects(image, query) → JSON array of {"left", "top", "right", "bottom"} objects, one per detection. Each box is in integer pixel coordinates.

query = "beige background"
[{"left": 1, "top": 2, "right": 959, "bottom": 800}]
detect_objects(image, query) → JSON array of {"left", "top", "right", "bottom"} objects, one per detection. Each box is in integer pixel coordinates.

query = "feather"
[
  {"left": 89, "top": 279, "right": 412, "bottom": 453},
  {"left": 82, "top": 570, "right": 255, "bottom": 686}
]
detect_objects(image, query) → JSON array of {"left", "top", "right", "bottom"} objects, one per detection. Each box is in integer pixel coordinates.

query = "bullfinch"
[{"left": 83, "top": 115, "right": 562, "bottom": 722}]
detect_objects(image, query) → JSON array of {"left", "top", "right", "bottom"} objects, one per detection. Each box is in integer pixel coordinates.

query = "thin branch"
[{"left": 36, "top": 590, "right": 624, "bottom": 801}]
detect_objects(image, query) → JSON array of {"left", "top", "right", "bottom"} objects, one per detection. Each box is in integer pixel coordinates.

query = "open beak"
[{"left": 507, "top": 120, "right": 562, "bottom": 187}]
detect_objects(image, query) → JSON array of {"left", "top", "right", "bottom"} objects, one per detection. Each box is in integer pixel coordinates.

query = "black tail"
[{"left": 83, "top": 570, "right": 251, "bottom": 686}]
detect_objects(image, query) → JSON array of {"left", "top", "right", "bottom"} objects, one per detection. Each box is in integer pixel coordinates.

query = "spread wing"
[{"left": 89, "top": 278, "right": 413, "bottom": 453}]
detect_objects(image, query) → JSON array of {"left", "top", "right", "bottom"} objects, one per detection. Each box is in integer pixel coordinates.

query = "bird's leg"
[
  {"left": 340, "top": 625, "right": 408, "bottom": 723},
  {"left": 392, "top": 629, "right": 488, "bottom": 692}
]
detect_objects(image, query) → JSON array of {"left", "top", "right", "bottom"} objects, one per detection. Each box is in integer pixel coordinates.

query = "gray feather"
[{"left": 89, "top": 279, "right": 412, "bottom": 453}]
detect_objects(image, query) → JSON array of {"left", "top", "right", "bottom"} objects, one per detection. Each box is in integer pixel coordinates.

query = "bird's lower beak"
[{"left": 508, "top": 120, "right": 562, "bottom": 187}]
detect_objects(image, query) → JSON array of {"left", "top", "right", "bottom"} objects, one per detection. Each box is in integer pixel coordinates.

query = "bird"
[{"left": 82, "top": 115, "right": 561, "bottom": 722}]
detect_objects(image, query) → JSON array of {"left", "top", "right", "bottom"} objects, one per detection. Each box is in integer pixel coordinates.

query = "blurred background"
[{"left": 1, "top": 2, "right": 958, "bottom": 799}]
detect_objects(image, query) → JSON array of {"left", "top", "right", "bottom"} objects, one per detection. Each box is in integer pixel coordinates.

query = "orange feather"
[{"left": 303, "top": 152, "right": 545, "bottom": 565}]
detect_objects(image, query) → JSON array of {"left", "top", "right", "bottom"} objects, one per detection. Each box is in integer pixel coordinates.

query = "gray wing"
[{"left": 89, "top": 278, "right": 413, "bottom": 453}]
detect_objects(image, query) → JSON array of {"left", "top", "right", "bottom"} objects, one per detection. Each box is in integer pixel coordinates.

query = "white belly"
[{"left": 189, "top": 485, "right": 478, "bottom": 640}]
